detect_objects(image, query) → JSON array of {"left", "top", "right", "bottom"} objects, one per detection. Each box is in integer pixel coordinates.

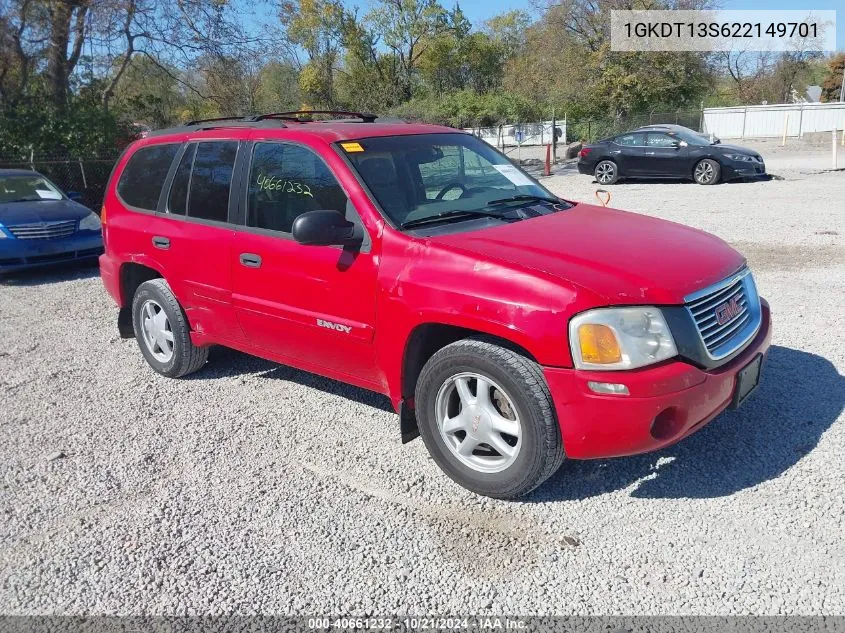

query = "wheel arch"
[
  {"left": 397, "top": 322, "right": 540, "bottom": 443},
  {"left": 117, "top": 262, "right": 164, "bottom": 338}
]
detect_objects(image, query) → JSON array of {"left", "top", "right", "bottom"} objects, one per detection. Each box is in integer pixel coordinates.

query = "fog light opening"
[
  {"left": 587, "top": 381, "right": 630, "bottom": 395},
  {"left": 650, "top": 407, "right": 683, "bottom": 441}
]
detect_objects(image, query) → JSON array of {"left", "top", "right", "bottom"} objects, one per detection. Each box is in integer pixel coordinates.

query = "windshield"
[
  {"left": 0, "top": 175, "right": 64, "bottom": 203},
  {"left": 341, "top": 133, "right": 562, "bottom": 228}
]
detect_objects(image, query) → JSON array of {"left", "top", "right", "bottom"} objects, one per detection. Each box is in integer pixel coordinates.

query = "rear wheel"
[
  {"left": 131, "top": 279, "right": 208, "bottom": 378},
  {"left": 415, "top": 338, "right": 564, "bottom": 499},
  {"left": 594, "top": 160, "right": 619, "bottom": 185},
  {"left": 694, "top": 158, "right": 720, "bottom": 185}
]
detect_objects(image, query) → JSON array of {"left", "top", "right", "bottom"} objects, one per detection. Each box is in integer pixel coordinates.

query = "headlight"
[
  {"left": 725, "top": 153, "right": 755, "bottom": 162},
  {"left": 79, "top": 212, "right": 101, "bottom": 231},
  {"left": 569, "top": 307, "right": 678, "bottom": 370},
  {"left": 0, "top": 223, "right": 7, "bottom": 239}
]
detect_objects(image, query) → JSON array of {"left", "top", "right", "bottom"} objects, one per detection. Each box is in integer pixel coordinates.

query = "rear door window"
[
  {"left": 615, "top": 133, "right": 645, "bottom": 146},
  {"left": 117, "top": 144, "right": 180, "bottom": 210},
  {"left": 165, "top": 141, "right": 238, "bottom": 223},
  {"left": 167, "top": 145, "right": 195, "bottom": 216}
]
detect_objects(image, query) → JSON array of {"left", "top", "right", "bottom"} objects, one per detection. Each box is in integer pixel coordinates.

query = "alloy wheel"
[
  {"left": 435, "top": 372, "right": 522, "bottom": 473},
  {"left": 695, "top": 161, "right": 715, "bottom": 184},
  {"left": 140, "top": 299, "right": 174, "bottom": 363},
  {"left": 595, "top": 162, "right": 615, "bottom": 184}
]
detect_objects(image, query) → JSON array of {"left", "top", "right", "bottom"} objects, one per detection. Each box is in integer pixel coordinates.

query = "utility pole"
[{"left": 840, "top": 65, "right": 845, "bottom": 102}]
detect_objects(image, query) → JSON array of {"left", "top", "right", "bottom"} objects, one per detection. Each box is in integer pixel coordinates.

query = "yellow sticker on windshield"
[{"left": 341, "top": 142, "right": 364, "bottom": 153}]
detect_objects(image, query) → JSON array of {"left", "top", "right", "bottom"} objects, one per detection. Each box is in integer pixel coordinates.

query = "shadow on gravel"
[
  {"left": 588, "top": 175, "right": 773, "bottom": 186},
  {"left": 0, "top": 260, "right": 99, "bottom": 286},
  {"left": 530, "top": 345, "right": 844, "bottom": 502},
  {"left": 196, "top": 345, "right": 394, "bottom": 413},
  {"left": 590, "top": 177, "right": 697, "bottom": 186}
]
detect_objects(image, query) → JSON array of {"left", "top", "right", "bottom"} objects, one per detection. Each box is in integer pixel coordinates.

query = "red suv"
[{"left": 99, "top": 111, "right": 772, "bottom": 499}]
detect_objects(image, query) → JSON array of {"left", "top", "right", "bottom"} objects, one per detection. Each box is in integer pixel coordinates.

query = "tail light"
[
  {"left": 579, "top": 148, "right": 592, "bottom": 158},
  {"left": 100, "top": 204, "right": 108, "bottom": 248}
]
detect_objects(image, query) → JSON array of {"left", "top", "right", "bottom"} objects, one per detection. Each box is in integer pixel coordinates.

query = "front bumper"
[
  {"left": 0, "top": 231, "right": 103, "bottom": 272},
  {"left": 544, "top": 299, "right": 772, "bottom": 459},
  {"left": 723, "top": 159, "right": 767, "bottom": 180}
]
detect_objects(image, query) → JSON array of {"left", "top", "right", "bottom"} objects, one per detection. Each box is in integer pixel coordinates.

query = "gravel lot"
[{"left": 1, "top": 144, "right": 844, "bottom": 616}]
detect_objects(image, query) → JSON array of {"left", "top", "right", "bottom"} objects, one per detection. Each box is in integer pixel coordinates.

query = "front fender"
[{"left": 374, "top": 233, "right": 594, "bottom": 407}]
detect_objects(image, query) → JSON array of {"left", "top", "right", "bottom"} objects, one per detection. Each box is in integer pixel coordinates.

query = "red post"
[{"left": 544, "top": 144, "right": 551, "bottom": 176}]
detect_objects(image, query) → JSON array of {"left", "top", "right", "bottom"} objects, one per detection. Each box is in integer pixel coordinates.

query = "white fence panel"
[
  {"left": 463, "top": 120, "right": 566, "bottom": 147},
  {"left": 703, "top": 103, "right": 845, "bottom": 139}
]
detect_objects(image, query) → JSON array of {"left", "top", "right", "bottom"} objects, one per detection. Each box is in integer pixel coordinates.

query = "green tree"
[
  {"left": 254, "top": 61, "right": 302, "bottom": 112},
  {"left": 280, "top": 0, "right": 348, "bottom": 106},
  {"left": 366, "top": 0, "right": 447, "bottom": 101},
  {"left": 110, "top": 56, "right": 185, "bottom": 127},
  {"left": 483, "top": 10, "right": 530, "bottom": 60}
]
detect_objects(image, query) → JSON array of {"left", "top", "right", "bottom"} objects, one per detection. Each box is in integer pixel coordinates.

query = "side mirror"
[
  {"left": 292, "top": 209, "right": 361, "bottom": 247},
  {"left": 66, "top": 191, "right": 83, "bottom": 202}
]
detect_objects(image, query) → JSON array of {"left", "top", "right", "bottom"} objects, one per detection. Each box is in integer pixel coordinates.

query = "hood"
[
  {"left": 715, "top": 143, "right": 758, "bottom": 156},
  {"left": 0, "top": 199, "right": 91, "bottom": 226},
  {"left": 430, "top": 203, "right": 745, "bottom": 305}
]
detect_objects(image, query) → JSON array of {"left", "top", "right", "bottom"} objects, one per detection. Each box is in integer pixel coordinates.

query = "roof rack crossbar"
[{"left": 255, "top": 110, "right": 378, "bottom": 123}]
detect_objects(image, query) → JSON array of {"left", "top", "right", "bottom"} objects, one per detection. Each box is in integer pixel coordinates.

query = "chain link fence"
[{"left": 0, "top": 153, "right": 121, "bottom": 212}]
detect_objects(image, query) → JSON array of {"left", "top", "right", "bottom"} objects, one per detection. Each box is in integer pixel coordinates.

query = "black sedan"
[{"left": 577, "top": 126, "right": 766, "bottom": 185}]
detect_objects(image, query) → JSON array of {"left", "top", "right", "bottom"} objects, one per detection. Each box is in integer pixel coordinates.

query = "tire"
[
  {"left": 131, "top": 278, "right": 208, "bottom": 378},
  {"left": 694, "top": 158, "right": 720, "bottom": 185},
  {"left": 594, "top": 160, "right": 619, "bottom": 185},
  {"left": 415, "top": 337, "right": 564, "bottom": 499}
]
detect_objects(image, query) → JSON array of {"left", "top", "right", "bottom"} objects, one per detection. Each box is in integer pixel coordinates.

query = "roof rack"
[
  {"left": 185, "top": 115, "right": 258, "bottom": 126},
  {"left": 254, "top": 110, "right": 378, "bottom": 123},
  {"left": 150, "top": 110, "right": 387, "bottom": 138}
]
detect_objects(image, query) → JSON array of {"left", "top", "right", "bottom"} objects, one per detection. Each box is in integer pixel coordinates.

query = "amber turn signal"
[{"left": 578, "top": 324, "right": 622, "bottom": 364}]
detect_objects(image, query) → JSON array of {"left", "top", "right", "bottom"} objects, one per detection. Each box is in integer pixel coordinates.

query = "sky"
[
  {"left": 425, "top": 0, "right": 844, "bottom": 52},
  {"left": 242, "top": 0, "right": 842, "bottom": 53}
]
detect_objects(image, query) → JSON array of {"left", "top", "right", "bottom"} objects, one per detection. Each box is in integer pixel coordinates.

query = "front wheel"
[
  {"left": 594, "top": 160, "right": 619, "bottom": 185},
  {"left": 694, "top": 158, "right": 721, "bottom": 185},
  {"left": 415, "top": 338, "right": 564, "bottom": 499}
]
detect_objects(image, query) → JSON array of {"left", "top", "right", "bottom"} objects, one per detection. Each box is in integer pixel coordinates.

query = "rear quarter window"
[{"left": 117, "top": 144, "right": 180, "bottom": 210}]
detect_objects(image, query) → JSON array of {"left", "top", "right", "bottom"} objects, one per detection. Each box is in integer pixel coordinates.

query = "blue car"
[{"left": 0, "top": 169, "right": 104, "bottom": 274}]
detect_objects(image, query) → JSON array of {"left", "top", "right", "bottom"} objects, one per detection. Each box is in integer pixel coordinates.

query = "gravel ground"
[{"left": 1, "top": 154, "right": 844, "bottom": 616}]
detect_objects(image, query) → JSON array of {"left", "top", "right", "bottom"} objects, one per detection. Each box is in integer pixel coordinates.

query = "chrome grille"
[
  {"left": 685, "top": 267, "right": 762, "bottom": 360},
  {"left": 8, "top": 220, "right": 77, "bottom": 240}
]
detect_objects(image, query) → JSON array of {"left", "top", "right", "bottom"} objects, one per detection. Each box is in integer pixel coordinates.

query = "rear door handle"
[
  {"left": 239, "top": 253, "right": 262, "bottom": 268},
  {"left": 152, "top": 236, "right": 170, "bottom": 249}
]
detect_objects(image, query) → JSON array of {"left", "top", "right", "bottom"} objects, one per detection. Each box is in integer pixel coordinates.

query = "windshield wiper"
[
  {"left": 5, "top": 198, "right": 42, "bottom": 203},
  {"left": 486, "top": 194, "right": 561, "bottom": 206},
  {"left": 400, "top": 209, "right": 518, "bottom": 230}
]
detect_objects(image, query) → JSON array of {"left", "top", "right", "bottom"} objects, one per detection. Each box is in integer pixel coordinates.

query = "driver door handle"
[
  {"left": 152, "top": 236, "right": 170, "bottom": 249},
  {"left": 239, "top": 253, "right": 262, "bottom": 268}
]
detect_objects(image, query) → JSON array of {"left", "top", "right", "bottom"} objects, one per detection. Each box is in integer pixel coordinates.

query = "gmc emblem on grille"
[{"left": 714, "top": 296, "right": 741, "bottom": 325}]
